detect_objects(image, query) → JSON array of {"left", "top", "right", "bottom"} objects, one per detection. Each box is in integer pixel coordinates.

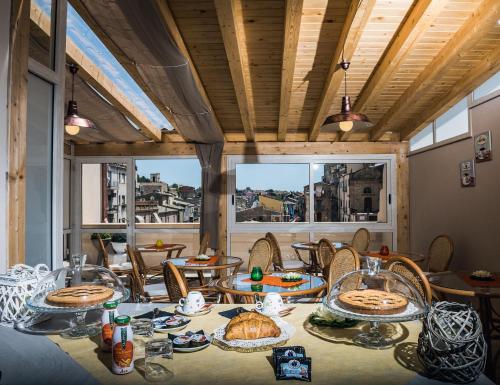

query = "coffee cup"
[
  {"left": 179, "top": 291, "right": 205, "bottom": 314},
  {"left": 256, "top": 292, "right": 284, "bottom": 316}
]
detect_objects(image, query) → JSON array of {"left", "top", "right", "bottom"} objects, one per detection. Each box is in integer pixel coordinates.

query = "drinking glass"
[
  {"left": 367, "top": 257, "right": 381, "bottom": 275},
  {"left": 131, "top": 319, "right": 154, "bottom": 337},
  {"left": 250, "top": 266, "right": 263, "bottom": 281},
  {"left": 145, "top": 339, "right": 174, "bottom": 382}
]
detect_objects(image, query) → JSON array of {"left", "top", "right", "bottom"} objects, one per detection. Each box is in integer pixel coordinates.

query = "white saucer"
[
  {"left": 174, "top": 335, "right": 213, "bottom": 352},
  {"left": 152, "top": 316, "right": 190, "bottom": 333},
  {"left": 255, "top": 307, "right": 293, "bottom": 317},
  {"left": 175, "top": 305, "right": 212, "bottom": 317}
]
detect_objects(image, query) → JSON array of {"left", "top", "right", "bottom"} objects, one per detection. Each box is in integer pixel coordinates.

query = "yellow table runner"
[{"left": 48, "top": 304, "right": 424, "bottom": 385}]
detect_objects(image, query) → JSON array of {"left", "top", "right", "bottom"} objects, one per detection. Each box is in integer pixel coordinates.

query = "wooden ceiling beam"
[
  {"left": 308, "top": 0, "right": 376, "bottom": 141},
  {"left": 278, "top": 0, "right": 303, "bottom": 142},
  {"left": 31, "top": 3, "right": 162, "bottom": 142},
  {"left": 401, "top": 46, "right": 500, "bottom": 141},
  {"left": 68, "top": 0, "right": 181, "bottom": 140},
  {"left": 371, "top": 0, "right": 500, "bottom": 141},
  {"left": 154, "top": 0, "right": 225, "bottom": 141},
  {"left": 215, "top": 0, "right": 256, "bottom": 142}
]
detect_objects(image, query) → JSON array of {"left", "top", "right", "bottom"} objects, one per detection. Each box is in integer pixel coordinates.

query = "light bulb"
[
  {"left": 339, "top": 120, "right": 353, "bottom": 132},
  {"left": 65, "top": 124, "right": 80, "bottom": 135}
]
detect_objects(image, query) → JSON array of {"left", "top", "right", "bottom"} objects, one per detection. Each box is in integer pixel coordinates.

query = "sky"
[
  {"left": 236, "top": 164, "right": 310, "bottom": 191},
  {"left": 34, "top": 0, "right": 172, "bottom": 130},
  {"left": 136, "top": 159, "right": 201, "bottom": 188}
]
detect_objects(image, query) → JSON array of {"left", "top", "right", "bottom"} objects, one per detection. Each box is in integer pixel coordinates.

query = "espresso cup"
[
  {"left": 256, "top": 292, "right": 284, "bottom": 316},
  {"left": 179, "top": 291, "right": 205, "bottom": 314}
]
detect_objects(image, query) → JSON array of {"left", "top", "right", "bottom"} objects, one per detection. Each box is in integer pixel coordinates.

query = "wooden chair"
[
  {"left": 265, "top": 232, "right": 305, "bottom": 273},
  {"left": 386, "top": 255, "right": 432, "bottom": 305},
  {"left": 326, "top": 246, "right": 360, "bottom": 290},
  {"left": 427, "top": 234, "right": 454, "bottom": 272},
  {"left": 126, "top": 245, "right": 169, "bottom": 303},
  {"left": 97, "top": 234, "right": 110, "bottom": 268},
  {"left": 248, "top": 238, "right": 273, "bottom": 273},
  {"left": 317, "top": 238, "right": 336, "bottom": 275},
  {"left": 351, "top": 228, "right": 370, "bottom": 252},
  {"left": 198, "top": 232, "right": 210, "bottom": 255}
]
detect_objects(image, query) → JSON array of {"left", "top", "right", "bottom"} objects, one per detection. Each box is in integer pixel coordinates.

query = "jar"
[
  {"left": 112, "top": 315, "right": 134, "bottom": 374},
  {"left": 101, "top": 300, "right": 119, "bottom": 352}
]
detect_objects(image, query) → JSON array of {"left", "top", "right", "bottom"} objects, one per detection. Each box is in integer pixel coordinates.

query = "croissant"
[{"left": 225, "top": 312, "right": 281, "bottom": 340}]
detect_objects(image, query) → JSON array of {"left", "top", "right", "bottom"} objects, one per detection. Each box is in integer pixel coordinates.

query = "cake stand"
[
  {"left": 26, "top": 265, "right": 129, "bottom": 338},
  {"left": 322, "top": 263, "right": 428, "bottom": 349}
]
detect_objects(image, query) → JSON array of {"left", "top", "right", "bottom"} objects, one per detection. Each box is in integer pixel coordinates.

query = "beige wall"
[{"left": 409, "top": 95, "right": 500, "bottom": 271}]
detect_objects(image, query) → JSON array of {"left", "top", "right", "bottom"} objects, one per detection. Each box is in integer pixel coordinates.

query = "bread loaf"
[{"left": 225, "top": 312, "right": 281, "bottom": 340}]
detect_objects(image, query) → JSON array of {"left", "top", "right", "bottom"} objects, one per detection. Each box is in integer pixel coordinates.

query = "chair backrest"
[
  {"left": 265, "top": 232, "right": 283, "bottom": 270},
  {"left": 327, "top": 246, "right": 360, "bottom": 290},
  {"left": 317, "top": 239, "right": 336, "bottom": 271},
  {"left": 386, "top": 255, "right": 432, "bottom": 304},
  {"left": 352, "top": 228, "right": 370, "bottom": 252},
  {"left": 163, "top": 261, "right": 189, "bottom": 303},
  {"left": 198, "top": 232, "right": 210, "bottom": 255},
  {"left": 97, "top": 234, "right": 110, "bottom": 268},
  {"left": 126, "top": 244, "right": 145, "bottom": 301},
  {"left": 427, "top": 234, "right": 454, "bottom": 272},
  {"left": 248, "top": 238, "right": 273, "bottom": 273}
]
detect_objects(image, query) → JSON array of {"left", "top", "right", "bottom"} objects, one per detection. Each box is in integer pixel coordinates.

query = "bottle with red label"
[
  {"left": 112, "top": 315, "right": 134, "bottom": 375},
  {"left": 101, "top": 300, "right": 119, "bottom": 352}
]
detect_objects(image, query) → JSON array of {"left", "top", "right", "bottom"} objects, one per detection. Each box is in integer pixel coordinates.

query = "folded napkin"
[{"left": 218, "top": 307, "right": 249, "bottom": 319}]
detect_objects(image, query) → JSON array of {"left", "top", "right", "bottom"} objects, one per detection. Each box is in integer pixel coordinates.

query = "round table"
[
  {"left": 428, "top": 271, "right": 500, "bottom": 379},
  {"left": 360, "top": 250, "right": 426, "bottom": 264},
  {"left": 169, "top": 256, "right": 243, "bottom": 286},
  {"left": 291, "top": 241, "right": 348, "bottom": 274},
  {"left": 215, "top": 272, "right": 326, "bottom": 303},
  {"left": 136, "top": 243, "right": 187, "bottom": 275}
]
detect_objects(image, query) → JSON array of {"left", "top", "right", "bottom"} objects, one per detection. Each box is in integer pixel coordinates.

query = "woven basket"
[{"left": 0, "top": 264, "right": 50, "bottom": 326}]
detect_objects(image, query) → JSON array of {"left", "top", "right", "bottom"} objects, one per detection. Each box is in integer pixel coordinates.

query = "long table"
[{"left": 32, "top": 303, "right": 492, "bottom": 385}]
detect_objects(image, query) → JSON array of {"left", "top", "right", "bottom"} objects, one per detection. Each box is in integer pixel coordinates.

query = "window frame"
[{"left": 227, "top": 154, "right": 397, "bottom": 235}]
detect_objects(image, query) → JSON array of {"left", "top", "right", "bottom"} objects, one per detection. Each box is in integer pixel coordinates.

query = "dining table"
[
  {"left": 135, "top": 243, "right": 187, "bottom": 275},
  {"left": 169, "top": 255, "right": 243, "bottom": 286},
  {"left": 215, "top": 272, "right": 327, "bottom": 303},
  {"left": 291, "top": 241, "right": 347, "bottom": 274},
  {"left": 428, "top": 270, "right": 500, "bottom": 380},
  {"left": 2, "top": 302, "right": 494, "bottom": 385},
  {"left": 361, "top": 251, "right": 426, "bottom": 264}
]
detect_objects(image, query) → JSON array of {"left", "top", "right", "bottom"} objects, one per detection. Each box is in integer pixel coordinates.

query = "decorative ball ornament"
[{"left": 417, "top": 301, "right": 486, "bottom": 383}]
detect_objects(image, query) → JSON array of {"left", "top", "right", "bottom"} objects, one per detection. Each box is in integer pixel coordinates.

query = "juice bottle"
[
  {"left": 112, "top": 315, "right": 134, "bottom": 374},
  {"left": 101, "top": 300, "right": 119, "bottom": 352}
]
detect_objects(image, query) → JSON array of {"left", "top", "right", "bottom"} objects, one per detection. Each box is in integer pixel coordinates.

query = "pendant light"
[
  {"left": 64, "top": 63, "right": 95, "bottom": 135},
  {"left": 322, "top": 59, "right": 372, "bottom": 132}
]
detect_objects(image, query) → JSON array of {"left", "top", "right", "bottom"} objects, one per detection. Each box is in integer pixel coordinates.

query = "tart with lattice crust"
[
  {"left": 46, "top": 285, "right": 113, "bottom": 307},
  {"left": 338, "top": 289, "right": 408, "bottom": 315}
]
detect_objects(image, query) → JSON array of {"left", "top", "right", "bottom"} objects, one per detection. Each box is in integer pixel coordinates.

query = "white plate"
[
  {"left": 152, "top": 316, "right": 190, "bottom": 333},
  {"left": 174, "top": 335, "right": 213, "bottom": 352},
  {"left": 254, "top": 307, "right": 294, "bottom": 317},
  {"left": 175, "top": 305, "right": 212, "bottom": 317}
]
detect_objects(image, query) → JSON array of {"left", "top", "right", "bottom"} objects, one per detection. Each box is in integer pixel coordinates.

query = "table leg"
[
  {"left": 479, "top": 297, "right": 494, "bottom": 381},
  {"left": 308, "top": 250, "right": 322, "bottom": 275},
  {"left": 174, "top": 249, "right": 183, "bottom": 259}
]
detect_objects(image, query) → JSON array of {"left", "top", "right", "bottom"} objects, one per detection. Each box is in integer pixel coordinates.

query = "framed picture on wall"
[
  {"left": 460, "top": 160, "right": 475, "bottom": 187},
  {"left": 474, "top": 131, "right": 492, "bottom": 162}
]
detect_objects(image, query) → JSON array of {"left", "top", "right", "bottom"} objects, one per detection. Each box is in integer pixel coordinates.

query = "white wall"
[
  {"left": 0, "top": 0, "right": 11, "bottom": 273},
  {"left": 81, "top": 163, "right": 102, "bottom": 223}
]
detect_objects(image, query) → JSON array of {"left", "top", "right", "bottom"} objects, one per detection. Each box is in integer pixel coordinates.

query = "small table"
[
  {"left": 169, "top": 256, "right": 243, "bottom": 286},
  {"left": 361, "top": 251, "right": 426, "bottom": 264},
  {"left": 428, "top": 271, "right": 500, "bottom": 380},
  {"left": 215, "top": 272, "right": 326, "bottom": 303},
  {"left": 292, "top": 241, "right": 347, "bottom": 274},
  {"left": 136, "top": 243, "right": 187, "bottom": 275}
]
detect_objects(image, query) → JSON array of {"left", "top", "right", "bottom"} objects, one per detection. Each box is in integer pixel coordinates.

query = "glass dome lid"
[
  {"left": 324, "top": 267, "right": 428, "bottom": 323},
  {"left": 27, "top": 264, "right": 129, "bottom": 314}
]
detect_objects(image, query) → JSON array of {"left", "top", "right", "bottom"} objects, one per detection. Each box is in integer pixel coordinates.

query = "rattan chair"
[
  {"left": 248, "top": 238, "right": 273, "bottom": 273},
  {"left": 126, "top": 245, "right": 169, "bottom": 302},
  {"left": 265, "top": 232, "right": 305, "bottom": 273},
  {"left": 326, "top": 246, "right": 360, "bottom": 290},
  {"left": 427, "top": 234, "right": 454, "bottom": 273},
  {"left": 351, "top": 228, "right": 370, "bottom": 252},
  {"left": 96, "top": 234, "right": 110, "bottom": 268},
  {"left": 386, "top": 255, "right": 432, "bottom": 304},
  {"left": 317, "top": 238, "right": 336, "bottom": 274}
]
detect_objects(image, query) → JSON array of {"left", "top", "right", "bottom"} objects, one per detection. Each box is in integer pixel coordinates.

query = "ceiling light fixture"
[
  {"left": 322, "top": 59, "right": 373, "bottom": 132},
  {"left": 64, "top": 63, "right": 95, "bottom": 135}
]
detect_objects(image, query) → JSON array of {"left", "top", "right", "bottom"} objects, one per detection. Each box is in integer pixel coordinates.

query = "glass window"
[
  {"left": 435, "top": 98, "right": 468, "bottom": 142},
  {"left": 26, "top": 74, "right": 54, "bottom": 266},
  {"left": 474, "top": 72, "right": 500, "bottom": 101},
  {"left": 135, "top": 159, "right": 201, "bottom": 223},
  {"left": 235, "top": 164, "right": 309, "bottom": 223},
  {"left": 63, "top": 158, "right": 71, "bottom": 230},
  {"left": 29, "top": 0, "right": 56, "bottom": 68},
  {"left": 81, "top": 163, "right": 128, "bottom": 224},
  {"left": 409, "top": 123, "right": 433, "bottom": 151},
  {"left": 312, "top": 163, "right": 387, "bottom": 223}
]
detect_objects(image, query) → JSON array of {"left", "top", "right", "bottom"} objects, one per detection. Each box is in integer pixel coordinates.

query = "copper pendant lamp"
[
  {"left": 322, "top": 60, "right": 372, "bottom": 132},
  {"left": 64, "top": 63, "right": 95, "bottom": 135}
]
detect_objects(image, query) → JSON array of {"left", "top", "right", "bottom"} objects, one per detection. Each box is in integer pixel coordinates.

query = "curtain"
[{"left": 195, "top": 143, "right": 224, "bottom": 250}]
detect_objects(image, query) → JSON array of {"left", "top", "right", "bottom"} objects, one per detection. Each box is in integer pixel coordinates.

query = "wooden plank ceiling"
[{"left": 71, "top": 0, "right": 500, "bottom": 143}]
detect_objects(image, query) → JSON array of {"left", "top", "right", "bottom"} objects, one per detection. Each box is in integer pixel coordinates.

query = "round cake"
[
  {"left": 338, "top": 289, "right": 408, "bottom": 315},
  {"left": 46, "top": 285, "right": 114, "bottom": 307}
]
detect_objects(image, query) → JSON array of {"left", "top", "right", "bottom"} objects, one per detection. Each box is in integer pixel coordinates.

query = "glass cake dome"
[
  {"left": 27, "top": 261, "right": 129, "bottom": 338},
  {"left": 322, "top": 258, "right": 428, "bottom": 349}
]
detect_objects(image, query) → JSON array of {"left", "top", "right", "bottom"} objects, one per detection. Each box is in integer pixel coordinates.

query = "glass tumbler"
[
  {"left": 131, "top": 319, "right": 154, "bottom": 337},
  {"left": 250, "top": 266, "right": 263, "bottom": 281},
  {"left": 145, "top": 339, "right": 174, "bottom": 382}
]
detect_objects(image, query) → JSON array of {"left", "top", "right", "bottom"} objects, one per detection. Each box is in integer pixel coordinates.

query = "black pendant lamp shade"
[
  {"left": 322, "top": 60, "right": 373, "bottom": 132},
  {"left": 64, "top": 63, "right": 95, "bottom": 135}
]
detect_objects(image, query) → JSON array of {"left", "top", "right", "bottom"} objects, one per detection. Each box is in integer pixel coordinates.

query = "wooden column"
[{"left": 7, "top": 0, "right": 30, "bottom": 266}]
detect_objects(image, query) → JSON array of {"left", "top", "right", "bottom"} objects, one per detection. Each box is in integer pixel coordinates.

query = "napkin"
[
  {"left": 218, "top": 307, "right": 249, "bottom": 319},
  {"left": 134, "top": 309, "right": 174, "bottom": 319}
]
